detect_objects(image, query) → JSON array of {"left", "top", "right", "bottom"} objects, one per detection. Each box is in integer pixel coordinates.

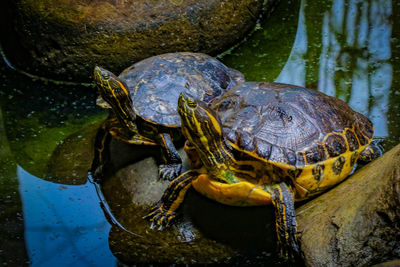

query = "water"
[{"left": 1, "top": 0, "right": 399, "bottom": 265}]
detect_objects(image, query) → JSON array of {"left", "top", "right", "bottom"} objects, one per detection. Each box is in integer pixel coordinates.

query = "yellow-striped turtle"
[
  {"left": 145, "top": 82, "right": 382, "bottom": 260},
  {"left": 92, "top": 52, "right": 244, "bottom": 181}
]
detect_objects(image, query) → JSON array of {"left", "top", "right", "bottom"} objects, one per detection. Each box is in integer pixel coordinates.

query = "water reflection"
[
  {"left": 317, "top": 0, "right": 392, "bottom": 137},
  {"left": 270, "top": 0, "right": 393, "bottom": 138},
  {"left": 222, "top": 0, "right": 398, "bottom": 145},
  {"left": 18, "top": 166, "right": 116, "bottom": 266},
  {"left": 275, "top": 0, "right": 308, "bottom": 86}
]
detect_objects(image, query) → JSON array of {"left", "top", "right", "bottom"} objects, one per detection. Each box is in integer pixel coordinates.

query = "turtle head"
[
  {"left": 93, "top": 66, "right": 136, "bottom": 126},
  {"left": 178, "top": 93, "right": 229, "bottom": 166}
]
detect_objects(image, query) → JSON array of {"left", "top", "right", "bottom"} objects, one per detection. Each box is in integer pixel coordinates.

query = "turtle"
[
  {"left": 145, "top": 82, "right": 383, "bottom": 260},
  {"left": 91, "top": 52, "right": 244, "bottom": 181}
]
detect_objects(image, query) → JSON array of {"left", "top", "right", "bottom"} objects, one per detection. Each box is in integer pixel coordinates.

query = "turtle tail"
[{"left": 271, "top": 182, "right": 302, "bottom": 262}]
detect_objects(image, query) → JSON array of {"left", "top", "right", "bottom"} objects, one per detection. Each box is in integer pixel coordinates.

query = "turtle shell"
[
  {"left": 118, "top": 52, "right": 244, "bottom": 127},
  {"left": 212, "top": 82, "right": 374, "bottom": 166}
]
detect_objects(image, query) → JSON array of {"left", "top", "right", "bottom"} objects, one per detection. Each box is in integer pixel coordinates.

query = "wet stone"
[
  {"left": 45, "top": 120, "right": 104, "bottom": 185},
  {"left": 2, "top": 0, "right": 278, "bottom": 82},
  {"left": 101, "top": 146, "right": 281, "bottom": 264},
  {"left": 101, "top": 148, "right": 235, "bottom": 264}
]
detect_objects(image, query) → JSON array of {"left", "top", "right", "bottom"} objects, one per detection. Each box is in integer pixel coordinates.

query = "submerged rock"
[
  {"left": 101, "top": 149, "right": 238, "bottom": 265},
  {"left": 297, "top": 144, "right": 400, "bottom": 266},
  {"left": 46, "top": 119, "right": 104, "bottom": 185},
  {"left": 46, "top": 117, "right": 161, "bottom": 185},
  {"left": 1, "top": 0, "right": 277, "bottom": 82}
]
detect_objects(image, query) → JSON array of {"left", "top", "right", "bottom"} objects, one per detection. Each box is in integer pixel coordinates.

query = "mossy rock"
[{"left": 1, "top": 0, "right": 278, "bottom": 82}]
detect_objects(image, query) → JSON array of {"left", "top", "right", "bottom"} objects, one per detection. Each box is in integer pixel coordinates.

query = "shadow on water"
[{"left": 0, "top": 0, "right": 399, "bottom": 266}]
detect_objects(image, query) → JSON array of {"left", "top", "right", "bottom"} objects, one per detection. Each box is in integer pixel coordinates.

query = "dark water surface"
[{"left": 1, "top": 0, "right": 399, "bottom": 266}]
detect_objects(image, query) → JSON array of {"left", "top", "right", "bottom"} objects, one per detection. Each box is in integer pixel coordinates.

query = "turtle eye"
[
  {"left": 102, "top": 74, "right": 110, "bottom": 80},
  {"left": 187, "top": 98, "right": 197, "bottom": 108}
]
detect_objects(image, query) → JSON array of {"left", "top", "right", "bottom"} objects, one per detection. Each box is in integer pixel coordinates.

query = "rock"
[
  {"left": 45, "top": 119, "right": 104, "bottom": 185},
  {"left": 1, "top": 0, "right": 278, "bottom": 82},
  {"left": 100, "top": 143, "right": 291, "bottom": 264},
  {"left": 297, "top": 144, "right": 400, "bottom": 266},
  {"left": 101, "top": 148, "right": 238, "bottom": 265},
  {"left": 45, "top": 116, "right": 162, "bottom": 185}
]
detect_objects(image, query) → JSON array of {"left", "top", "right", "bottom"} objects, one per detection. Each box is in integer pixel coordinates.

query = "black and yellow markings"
[
  {"left": 158, "top": 134, "right": 172, "bottom": 159},
  {"left": 312, "top": 163, "right": 325, "bottom": 182},
  {"left": 288, "top": 168, "right": 302, "bottom": 179},
  {"left": 325, "top": 133, "right": 347, "bottom": 157},
  {"left": 94, "top": 67, "right": 134, "bottom": 128},
  {"left": 345, "top": 129, "right": 359, "bottom": 151},
  {"left": 294, "top": 151, "right": 306, "bottom": 166},
  {"left": 145, "top": 171, "right": 197, "bottom": 226},
  {"left": 350, "top": 151, "right": 359, "bottom": 166},
  {"left": 354, "top": 123, "right": 368, "bottom": 146},
  {"left": 359, "top": 144, "right": 378, "bottom": 162},
  {"left": 181, "top": 99, "right": 234, "bottom": 167},
  {"left": 107, "top": 80, "right": 131, "bottom": 121},
  {"left": 331, "top": 156, "right": 346, "bottom": 175},
  {"left": 304, "top": 144, "right": 327, "bottom": 164},
  {"left": 271, "top": 185, "right": 286, "bottom": 256},
  {"left": 271, "top": 183, "right": 298, "bottom": 259}
]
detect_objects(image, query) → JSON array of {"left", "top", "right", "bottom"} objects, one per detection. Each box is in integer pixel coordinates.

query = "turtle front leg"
[
  {"left": 267, "top": 182, "right": 302, "bottom": 262},
  {"left": 157, "top": 133, "right": 182, "bottom": 180},
  {"left": 90, "top": 121, "right": 112, "bottom": 182},
  {"left": 144, "top": 170, "right": 197, "bottom": 229},
  {"left": 358, "top": 139, "right": 384, "bottom": 164}
]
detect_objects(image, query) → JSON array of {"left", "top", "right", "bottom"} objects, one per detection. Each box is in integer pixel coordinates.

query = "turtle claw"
[
  {"left": 149, "top": 221, "right": 164, "bottom": 231},
  {"left": 144, "top": 206, "right": 177, "bottom": 229},
  {"left": 149, "top": 222, "right": 157, "bottom": 230},
  {"left": 158, "top": 163, "right": 182, "bottom": 181}
]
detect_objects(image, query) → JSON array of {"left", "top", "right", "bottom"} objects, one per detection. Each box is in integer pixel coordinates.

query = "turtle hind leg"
[
  {"left": 358, "top": 139, "right": 384, "bottom": 164},
  {"left": 270, "top": 182, "right": 302, "bottom": 262}
]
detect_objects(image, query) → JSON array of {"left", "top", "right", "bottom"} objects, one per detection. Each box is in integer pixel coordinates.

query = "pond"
[{"left": 0, "top": 0, "right": 399, "bottom": 266}]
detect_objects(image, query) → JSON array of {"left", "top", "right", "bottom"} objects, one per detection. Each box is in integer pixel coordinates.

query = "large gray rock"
[{"left": 1, "top": 0, "right": 278, "bottom": 82}]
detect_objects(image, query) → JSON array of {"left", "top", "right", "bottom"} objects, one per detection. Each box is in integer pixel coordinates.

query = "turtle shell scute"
[
  {"left": 212, "top": 82, "right": 374, "bottom": 167},
  {"left": 119, "top": 52, "right": 245, "bottom": 126}
]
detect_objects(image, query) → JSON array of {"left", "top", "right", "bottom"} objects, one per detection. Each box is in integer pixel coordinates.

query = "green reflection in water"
[
  {"left": 221, "top": 0, "right": 400, "bottom": 149},
  {"left": 221, "top": 0, "right": 301, "bottom": 82},
  {"left": 0, "top": 64, "right": 106, "bottom": 177}
]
